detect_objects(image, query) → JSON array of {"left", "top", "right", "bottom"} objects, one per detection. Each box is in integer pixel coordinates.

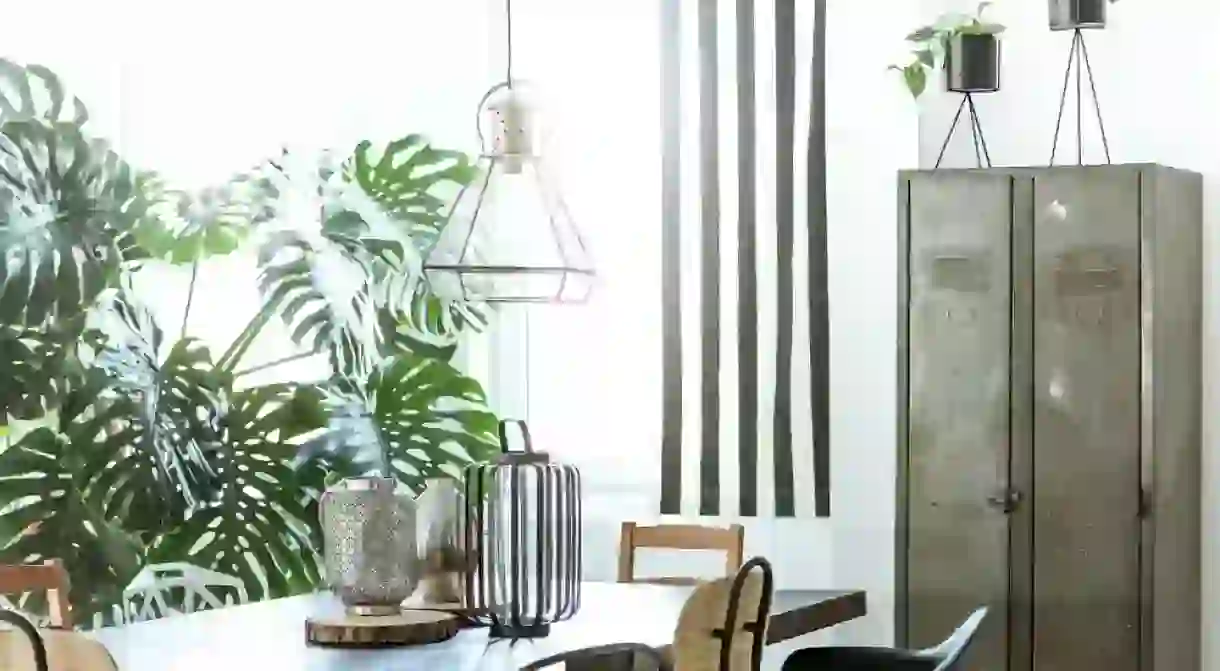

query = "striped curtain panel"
[{"left": 659, "top": 0, "right": 829, "bottom": 518}]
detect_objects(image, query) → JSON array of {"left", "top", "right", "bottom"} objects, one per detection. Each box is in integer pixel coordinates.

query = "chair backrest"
[
  {"left": 0, "top": 561, "right": 72, "bottom": 629},
  {"left": 672, "top": 556, "right": 774, "bottom": 671},
  {"left": 0, "top": 611, "right": 119, "bottom": 671},
  {"left": 618, "top": 522, "right": 745, "bottom": 585},
  {"left": 0, "top": 610, "right": 47, "bottom": 671},
  {"left": 521, "top": 556, "right": 775, "bottom": 671},
  {"left": 922, "top": 607, "right": 989, "bottom": 671}
]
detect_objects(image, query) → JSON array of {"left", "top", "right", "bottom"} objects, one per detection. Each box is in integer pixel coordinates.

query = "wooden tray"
[
  {"left": 404, "top": 599, "right": 480, "bottom": 619},
  {"left": 305, "top": 609, "right": 461, "bottom": 648}
]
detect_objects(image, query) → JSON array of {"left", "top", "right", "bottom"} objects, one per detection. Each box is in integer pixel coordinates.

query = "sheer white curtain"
[{"left": 5, "top": 0, "right": 662, "bottom": 485}]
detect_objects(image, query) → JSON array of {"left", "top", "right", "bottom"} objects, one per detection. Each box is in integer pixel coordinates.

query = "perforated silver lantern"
[
  {"left": 460, "top": 420, "right": 581, "bottom": 638},
  {"left": 320, "top": 476, "right": 419, "bottom": 615}
]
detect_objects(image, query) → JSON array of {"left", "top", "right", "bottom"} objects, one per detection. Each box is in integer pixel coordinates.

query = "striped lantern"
[{"left": 459, "top": 420, "right": 581, "bottom": 638}]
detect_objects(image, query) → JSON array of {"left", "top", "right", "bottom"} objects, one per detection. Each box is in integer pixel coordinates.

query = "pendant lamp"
[{"left": 424, "top": 0, "right": 594, "bottom": 304}]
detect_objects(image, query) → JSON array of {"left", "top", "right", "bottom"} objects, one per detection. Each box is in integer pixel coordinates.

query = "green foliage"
[
  {"left": 0, "top": 60, "right": 498, "bottom": 626},
  {"left": 0, "top": 316, "right": 87, "bottom": 420},
  {"left": 146, "top": 384, "right": 330, "bottom": 602},
  {"left": 0, "top": 120, "right": 155, "bottom": 326},
  {"left": 256, "top": 226, "right": 380, "bottom": 362},
  {"left": 343, "top": 134, "right": 477, "bottom": 252},
  {"left": 0, "top": 375, "right": 146, "bottom": 622},
  {"left": 892, "top": 2, "right": 1005, "bottom": 99},
  {"left": 0, "top": 58, "right": 88, "bottom": 126},
  {"left": 319, "top": 351, "right": 500, "bottom": 489},
  {"left": 133, "top": 175, "right": 265, "bottom": 263},
  {"left": 91, "top": 290, "right": 226, "bottom": 517},
  {"left": 344, "top": 135, "right": 488, "bottom": 358}
]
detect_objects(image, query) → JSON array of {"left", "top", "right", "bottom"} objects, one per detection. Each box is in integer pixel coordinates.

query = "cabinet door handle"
[{"left": 986, "top": 488, "right": 1022, "bottom": 514}]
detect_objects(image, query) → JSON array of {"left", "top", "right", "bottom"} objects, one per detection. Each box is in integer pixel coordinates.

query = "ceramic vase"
[{"left": 413, "top": 477, "right": 465, "bottom": 604}]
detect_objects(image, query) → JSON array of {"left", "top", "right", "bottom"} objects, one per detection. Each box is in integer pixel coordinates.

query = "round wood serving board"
[
  {"left": 305, "top": 609, "right": 461, "bottom": 648},
  {"left": 405, "top": 599, "right": 480, "bottom": 619}
]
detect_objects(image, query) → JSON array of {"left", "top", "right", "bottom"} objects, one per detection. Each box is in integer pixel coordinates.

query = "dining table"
[{"left": 90, "top": 582, "right": 867, "bottom": 670}]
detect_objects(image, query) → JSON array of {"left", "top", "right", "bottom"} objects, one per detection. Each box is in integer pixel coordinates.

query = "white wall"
[
  {"left": 822, "top": 0, "right": 920, "bottom": 652},
  {"left": 918, "top": 0, "right": 1220, "bottom": 667}
]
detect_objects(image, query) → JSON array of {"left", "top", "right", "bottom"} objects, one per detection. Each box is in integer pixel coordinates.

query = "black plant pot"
[
  {"left": 944, "top": 34, "right": 1001, "bottom": 94},
  {"left": 1049, "top": 0, "right": 1107, "bottom": 31}
]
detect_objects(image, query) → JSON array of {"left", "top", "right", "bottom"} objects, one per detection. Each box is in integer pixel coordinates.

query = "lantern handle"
[{"left": 498, "top": 419, "right": 535, "bottom": 455}]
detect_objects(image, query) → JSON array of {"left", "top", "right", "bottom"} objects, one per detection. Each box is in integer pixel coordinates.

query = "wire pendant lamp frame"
[{"left": 424, "top": 0, "right": 595, "bottom": 304}]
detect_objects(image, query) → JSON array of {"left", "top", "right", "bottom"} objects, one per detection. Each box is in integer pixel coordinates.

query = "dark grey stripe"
[
  {"left": 808, "top": 0, "right": 830, "bottom": 517},
  {"left": 698, "top": 0, "right": 721, "bottom": 516},
  {"left": 659, "top": 0, "right": 683, "bottom": 515},
  {"left": 772, "top": 0, "right": 796, "bottom": 518},
  {"left": 736, "top": 0, "right": 758, "bottom": 517}
]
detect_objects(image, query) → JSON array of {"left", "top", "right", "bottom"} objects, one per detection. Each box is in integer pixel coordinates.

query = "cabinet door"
[
  {"left": 903, "top": 172, "right": 1013, "bottom": 671},
  {"left": 1032, "top": 168, "right": 1141, "bottom": 671}
]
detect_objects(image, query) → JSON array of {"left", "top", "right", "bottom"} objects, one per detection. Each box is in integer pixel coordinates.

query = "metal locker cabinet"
[
  {"left": 1138, "top": 165, "right": 1202, "bottom": 671},
  {"left": 897, "top": 171, "right": 1019, "bottom": 671},
  {"left": 896, "top": 164, "right": 1202, "bottom": 671},
  {"left": 1030, "top": 166, "right": 1141, "bottom": 671}
]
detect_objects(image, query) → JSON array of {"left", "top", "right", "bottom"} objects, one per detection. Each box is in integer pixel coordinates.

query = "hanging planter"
[
  {"left": 1049, "top": 0, "right": 1109, "bottom": 31},
  {"left": 892, "top": 4, "right": 1005, "bottom": 99},
  {"left": 945, "top": 32, "right": 1001, "bottom": 94}
]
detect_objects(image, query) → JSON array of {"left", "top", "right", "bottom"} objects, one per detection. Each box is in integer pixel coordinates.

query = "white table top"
[{"left": 90, "top": 582, "right": 865, "bottom": 671}]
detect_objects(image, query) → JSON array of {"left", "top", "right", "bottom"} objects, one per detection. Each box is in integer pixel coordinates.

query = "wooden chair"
[
  {"left": 618, "top": 522, "right": 746, "bottom": 585},
  {"left": 0, "top": 560, "right": 72, "bottom": 629},
  {"left": 525, "top": 556, "right": 776, "bottom": 671},
  {"left": 0, "top": 612, "right": 119, "bottom": 671}
]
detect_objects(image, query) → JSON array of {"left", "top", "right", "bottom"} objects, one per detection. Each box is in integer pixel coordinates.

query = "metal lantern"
[
  {"left": 459, "top": 420, "right": 581, "bottom": 638},
  {"left": 423, "top": 0, "right": 594, "bottom": 304},
  {"left": 320, "top": 476, "right": 420, "bottom": 615}
]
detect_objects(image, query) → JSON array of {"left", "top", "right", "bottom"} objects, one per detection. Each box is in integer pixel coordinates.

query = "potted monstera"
[
  {"left": 893, "top": 2, "right": 1005, "bottom": 99},
  {"left": 1049, "top": 0, "right": 1120, "bottom": 31},
  {"left": 0, "top": 58, "right": 500, "bottom": 625}
]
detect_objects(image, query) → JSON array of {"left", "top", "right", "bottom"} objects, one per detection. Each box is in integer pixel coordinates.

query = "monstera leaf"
[
  {"left": 344, "top": 136, "right": 487, "bottom": 360},
  {"left": 91, "top": 291, "right": 225, "bottom": 515},
  {"left": 133, "top": 173, "right": 267, "bottom": 264},
  {"left": 318, "top": 350, "right": 499, "bottom": 493},
  {"left": 343, "top": 134, "right": 476, "bottom": 251},
  {"left": 250, "top": 138, "right": 486, "bottom": 375},
  {"left": 257, "top": 228, "right": 380, "bottom": 366},
  {"left": 0, "top": 315, "right": 89, "bottom": 420},
  {"left": 0, "top": 376, "right": 145, "bottom": 621},
  {"left": 146, "top": 384, "right": 331, "bottom": 602},
  {"left": 246, "top": 152, "right": 385, "bottom": 372},
  {"left": 0, "top": 58, "right": 88, "bottom": 126},
  {"left": 0, "top": 120, "right": 154, "bottom": 326}
]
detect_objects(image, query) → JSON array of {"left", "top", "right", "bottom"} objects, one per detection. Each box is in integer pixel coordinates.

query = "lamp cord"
[{"left": 505, "top": 0, "right": 514, "bottom": 88}]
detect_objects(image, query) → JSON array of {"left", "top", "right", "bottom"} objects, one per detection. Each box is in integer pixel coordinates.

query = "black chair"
[
  {"left": 522, "top": 642, "right": 672, "bottom": 670},
  {"left": 781, "top": 607, "right": 987, "bottom": 671}
]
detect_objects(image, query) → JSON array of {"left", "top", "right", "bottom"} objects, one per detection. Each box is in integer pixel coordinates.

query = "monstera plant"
[{"left": 0, "top": 59, "right": 500, "bottom": 623}]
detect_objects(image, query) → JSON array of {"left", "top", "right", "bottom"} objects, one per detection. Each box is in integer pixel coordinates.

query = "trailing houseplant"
[
  {"left": 0, "top": 59, "right": 499, "bottom": 624},
  {"left": 892, "top": 2, "right": 1006, "bottom": 98}
]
